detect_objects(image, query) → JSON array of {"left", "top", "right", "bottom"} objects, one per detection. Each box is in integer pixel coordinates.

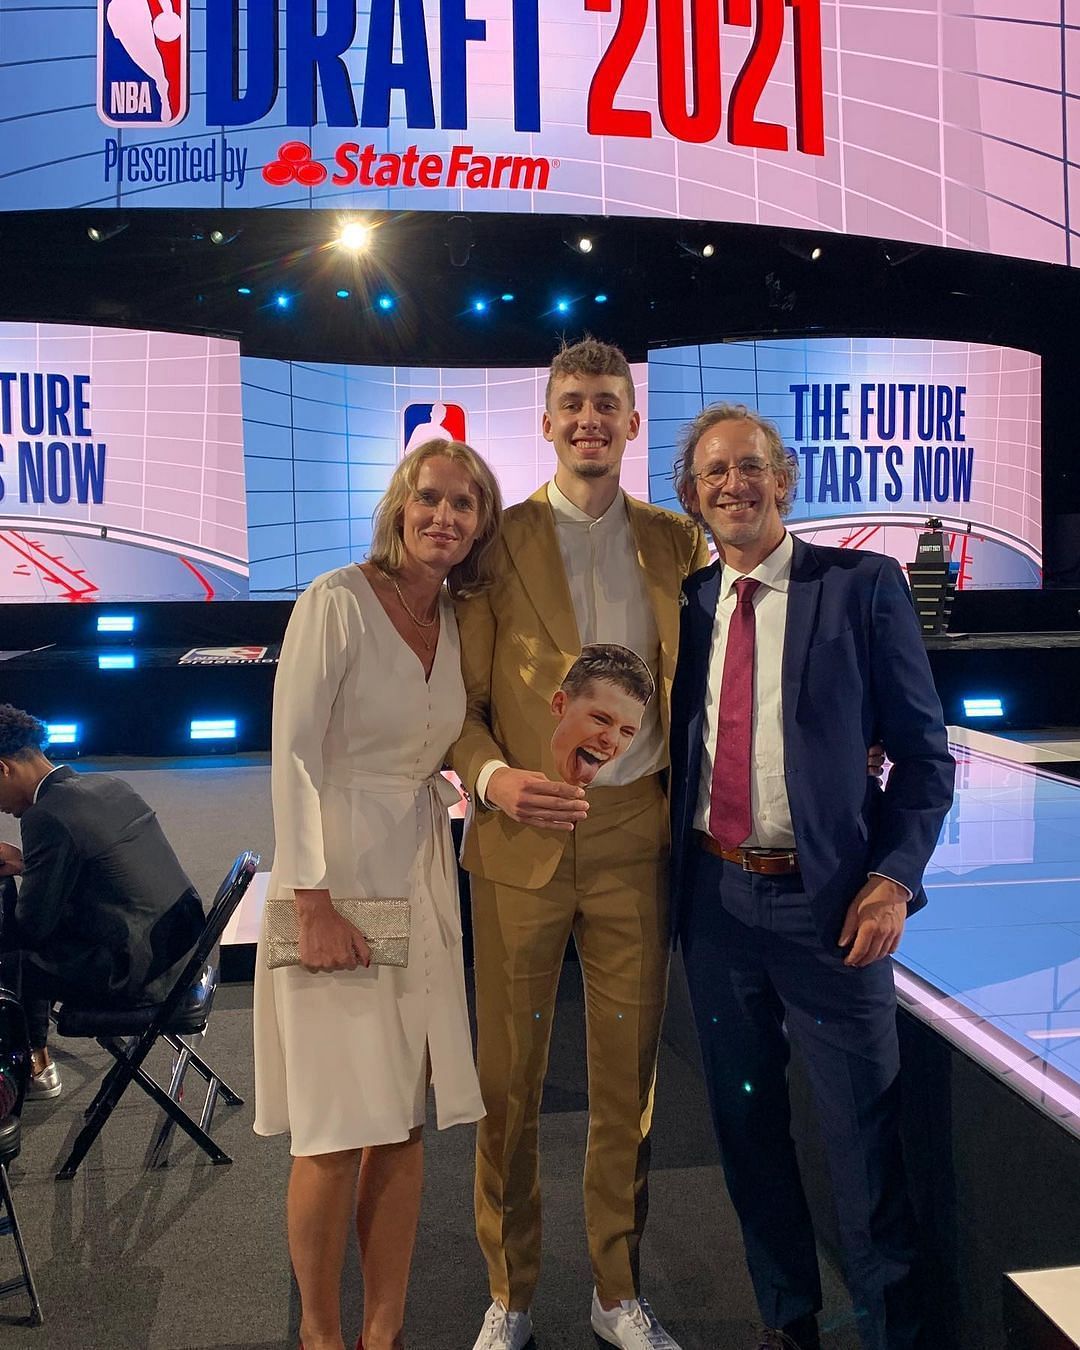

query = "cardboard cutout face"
[{"left": 549, "top": 644, "right": 654, "bottom": 788}]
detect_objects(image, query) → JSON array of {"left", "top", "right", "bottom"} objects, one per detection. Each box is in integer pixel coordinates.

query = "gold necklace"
[{"left": 391, "top": 576, "right": 440, "bottom": 650}]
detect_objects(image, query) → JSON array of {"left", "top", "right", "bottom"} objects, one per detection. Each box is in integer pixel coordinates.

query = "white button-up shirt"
[
  {"left": 478, "top": 480, "right": 664, "bottom": 803},
  {"left": 695, "top": 532, "right": 796, "bottom": 846}
]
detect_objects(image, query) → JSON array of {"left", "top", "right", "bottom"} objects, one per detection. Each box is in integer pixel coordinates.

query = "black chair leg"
[
  {"left": 0, "top": 1164, "right": 43, "bottom": 1326},
  {"left": 57, "top": 1055, "right": 137, "bottom": 1180}
]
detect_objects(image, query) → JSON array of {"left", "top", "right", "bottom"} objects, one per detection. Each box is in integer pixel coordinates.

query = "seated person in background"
[{"left": 0, "top": 703, "right": 205, "bottom": 1099}]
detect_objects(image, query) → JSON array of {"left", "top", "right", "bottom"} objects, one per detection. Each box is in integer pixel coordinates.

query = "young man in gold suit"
[{"left": 452, "top": 339, "right": 709, "bottom": 1350}]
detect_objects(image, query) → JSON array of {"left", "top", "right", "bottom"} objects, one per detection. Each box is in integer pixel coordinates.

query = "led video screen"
[
  {"left": 241, "top": 358, "right": 649, "bottom": 597},
  {"left": 0, "top": 322, "right": 247, "bottom": 602},
  {"left": 2, "top": 3, "right": 1076, "bottom": 267},
  {"left": 648, "top": 338, "right": 1042, "bottom": 590}
]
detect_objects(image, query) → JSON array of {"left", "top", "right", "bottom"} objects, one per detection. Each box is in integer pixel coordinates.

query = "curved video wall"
[{"left": 0, "top": 2, "right": 1075, "bottom": 266}]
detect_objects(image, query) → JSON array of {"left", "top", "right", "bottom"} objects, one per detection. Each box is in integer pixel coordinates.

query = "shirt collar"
[
  {"left": 547, "top": 478, "right": 625, "bottom": 527},
  {"left": 719, "top": 530, "right": 793, "bottom": 599},
  {"left": 32, "top": 764, "right": 64, "bottom": 804}
]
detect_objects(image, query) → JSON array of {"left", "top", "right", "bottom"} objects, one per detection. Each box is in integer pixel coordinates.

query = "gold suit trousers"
[{"left": 471, "top": 774, "right": 670, "bottom": 1308}]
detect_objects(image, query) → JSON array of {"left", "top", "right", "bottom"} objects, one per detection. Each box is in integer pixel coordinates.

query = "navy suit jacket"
[{"left": 669, "top": 536, "right": 955, "bottom": 947}]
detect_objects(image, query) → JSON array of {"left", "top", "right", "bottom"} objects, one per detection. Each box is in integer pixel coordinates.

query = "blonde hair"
[{"left": 369, "top": 439, "right": 503, "bottom": 599}]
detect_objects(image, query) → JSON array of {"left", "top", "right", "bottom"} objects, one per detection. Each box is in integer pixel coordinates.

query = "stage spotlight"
[
  {"left": 336, "top": 288, "right": 350, "bottom": 299},
  {"left": 446, "top": 215, "right": 474, "bottom": 268},
  {"left": 237, "top": 286, "right": 252, "bottom": 295},
  {"left": 377, "top": 294, "right": 395, "bottom": 311},
  {"left": 594, "top": 293, "right": 608, "bottom": 304},
  {"left": 501, "top": 293, "right": 515, "bottom": 302},
  {"left": 86, "top": 223, "right": 128, "bottom": 243},
  {"left": 473, "top": 298, "right": 488, "bottom": 313},
  {"left": 677, "top": 231, "right": 715, "bottom": 260},
  {"left": 962, "top": 697, "right": 1004, "bottom": 719},
  {"left": 337, "top": 220, "right": 372, "bottom": 251},
  {"left": 555, "top": 299, "right": 571, "bottom": 314},
  {"left": 275, "top": 292, "right": 291, "bottom": 309},
  {"left": 97, "top": 615, "right": 135, "bottom": 634},
  {"left": 810, "top": 245, "right": 823, "bottom": 261},
  {"left": 98, "top": 654, "right": 135, "bottom": 670},
  {"left": 562, "top": 222, "right": 600, "bottom": 256},
  {"left": 190, "top": 717, "right": 238, "bottom": 742},
  {"left": 46, "top": 722, "right": 80, "bottom": 748},
  {"left": 209, "top": 226, "right": 240, "bottom": 245}
]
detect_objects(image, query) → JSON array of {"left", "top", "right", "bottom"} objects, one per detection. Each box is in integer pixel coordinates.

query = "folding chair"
[
  {"left": 0, "top": 988, "right": 43, "bottom": 1325},
  {"left": 53, "top": 850, "right": 260, "bottom": 1181}
]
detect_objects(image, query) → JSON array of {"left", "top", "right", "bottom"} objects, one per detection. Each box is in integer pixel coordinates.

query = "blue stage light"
[
  {"left": 377, "top": 294, "right": 395, "bottom": 311},
  {"left": 46, "top": 723, "right": 79, "bottom": 747},
  {"left": 98, "top": 654, "right": 135, "bottom": 670},
  {"left": 473, "top": 299, "right": 488, "bottom": 313},
  {"left": 97, "top": 614, "right": 135, "bottom": 634},
  {"left": 190, "top": 718, "right": 238, "bottom": 742},
  {"left": 336, "top": 288, "right": 350, "bottom": 299},
  {"left": 594, "top": 293, "right": 608, "bottom": 304},
  {"left": 962, "top": 697, "right": 1004, "bottom": 719},
  {"left": 501, "top": 293, "right": 515, "bottom": 302},
  {"left": 555, "top": 299, "right": 570, "bottom": 313},
  {"left": 237, "top": 286, "right": 252, "bottom": 296},
  {"left": 275, "top": 292, "right": 291, "bottom": 309}
]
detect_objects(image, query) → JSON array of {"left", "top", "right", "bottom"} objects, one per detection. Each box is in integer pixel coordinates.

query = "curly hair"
[
  {"left": 672, "top": 403, "right": 799, "bottom": 521},
  {"left": 546, "top": 336, "right": 636, "bottom": 411},
  {"left": 368, "top": 438, "right": 503, "bottom": 600},
  {"left": 0, "top": 704, "right": 49, "bottom": 760},
  {"left": 560, "top": 643, "right": 655, "bottom": 707}
]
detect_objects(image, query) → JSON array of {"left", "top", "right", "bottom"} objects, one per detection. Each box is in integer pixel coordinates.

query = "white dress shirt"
[
  {"left": 694, "top": 532, "right": 796, "bottom": 846},
  {"left": 478, "top": 480, "right": 664, "bottom": 803}
]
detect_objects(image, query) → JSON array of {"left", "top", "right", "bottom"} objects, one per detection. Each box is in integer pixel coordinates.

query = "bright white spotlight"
[
  {"left": 810, "top": 245, "right": 823, "bottom": 261},
  {"left": 702, "top": 243, "right": 716, "bottom": 258},
  {"left": 578, "top": 236, "right": 594, "bottom": 253},
  {"left": 338, "top": 221, "right": 372, "bottom": 251}
]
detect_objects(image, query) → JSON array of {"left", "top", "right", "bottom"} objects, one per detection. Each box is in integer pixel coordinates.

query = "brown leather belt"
[{"left": 695, "top": 831, "right": 800, "bottom": 875}]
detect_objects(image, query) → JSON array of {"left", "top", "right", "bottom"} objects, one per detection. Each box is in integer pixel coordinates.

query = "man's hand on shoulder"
[
  {"left": 0, "top": 843, "right": 23, "bottom": 878},
  {"left": 838, "top": 875, "right": 908, "bottom": 967},
  {"left": 485, "top": 768, "right": 589, "bottom": 831}
]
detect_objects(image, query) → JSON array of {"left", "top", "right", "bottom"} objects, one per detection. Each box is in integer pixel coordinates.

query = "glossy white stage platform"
[{"left": 896, "top": 726, "right": 1080, "bottom": 1139}]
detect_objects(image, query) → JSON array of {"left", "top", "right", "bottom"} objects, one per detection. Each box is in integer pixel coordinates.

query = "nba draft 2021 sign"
[{"left": 0, "top": 2, "right": 1077, "bottom": 266}]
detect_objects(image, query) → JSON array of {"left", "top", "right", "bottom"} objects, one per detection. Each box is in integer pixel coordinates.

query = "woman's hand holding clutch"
[{"left": 293, "top": 889, "right": 373, "bottom": 972}]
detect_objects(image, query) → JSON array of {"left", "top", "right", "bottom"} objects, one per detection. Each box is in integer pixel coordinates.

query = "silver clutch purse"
[{"left": 264, "top": 896, "right": 411, "bottom": 970}]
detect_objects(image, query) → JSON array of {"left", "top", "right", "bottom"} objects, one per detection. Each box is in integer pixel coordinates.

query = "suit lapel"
[
  {"left": 782, "top": 535, "right": 823, "bottom": 718},
  {"left": 506, "top": 487, "right": 581, "bottom": 659},
  {"left": 625, "top": 495, "right": 679, "bottom": 738}
]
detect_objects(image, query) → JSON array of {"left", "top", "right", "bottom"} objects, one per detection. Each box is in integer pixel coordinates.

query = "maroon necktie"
[{"left": 709, "top": 576, "right": 760, "bottom": 848}]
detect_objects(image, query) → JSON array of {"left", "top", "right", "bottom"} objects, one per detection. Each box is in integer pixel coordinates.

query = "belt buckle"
[{"left": 740, "top": 851, "right": 754, "bottom": 873}]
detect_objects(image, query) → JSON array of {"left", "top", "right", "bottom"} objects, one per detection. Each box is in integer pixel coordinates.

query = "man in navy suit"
[{"left": 668, "top": 405, "right": 954, "bottom": 1350}]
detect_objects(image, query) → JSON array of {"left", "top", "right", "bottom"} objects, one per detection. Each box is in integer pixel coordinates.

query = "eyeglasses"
[{"left": 692, "top": 458, "right": 771, "bottom": 488}]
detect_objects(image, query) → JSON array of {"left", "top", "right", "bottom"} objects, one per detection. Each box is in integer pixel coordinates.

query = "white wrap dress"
[{"left": 253, "top": 565, "right": 484, "bottom": 1155}]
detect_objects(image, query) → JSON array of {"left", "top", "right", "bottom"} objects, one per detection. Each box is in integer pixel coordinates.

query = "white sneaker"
[
  {"left": 590, "top": 1290, "right": 682, "bottom": 1349},
  {"left": 471, "top": 1299, "right": 533, "bottom": 1350}
]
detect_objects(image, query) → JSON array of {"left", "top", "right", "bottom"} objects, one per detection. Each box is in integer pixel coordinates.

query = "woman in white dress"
[{"left": 253, "top": 439, "right": 503, "bottom": 1350}]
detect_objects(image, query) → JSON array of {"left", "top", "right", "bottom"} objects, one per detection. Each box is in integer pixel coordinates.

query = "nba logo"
[
  {"left": 98, "top": 0, "right": 188, "bottom": 128},
  {"left": 403, "top": 403, "right": 468, "bottom": 456}
]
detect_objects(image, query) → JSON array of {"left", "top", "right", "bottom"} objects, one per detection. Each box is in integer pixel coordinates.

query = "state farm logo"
[
  {"left": 262, "top": 142, "right": 327, "bottom": 187},
  {"left": 260, "top": 141, "right": 552, "bottom": 192}
]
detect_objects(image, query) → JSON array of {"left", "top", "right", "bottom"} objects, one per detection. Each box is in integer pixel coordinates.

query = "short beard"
[{"left": 572, "top": 460, "right": 610, "bottom": 479}]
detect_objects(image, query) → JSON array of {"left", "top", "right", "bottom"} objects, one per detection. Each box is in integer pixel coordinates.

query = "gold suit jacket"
[{"left": 450, "top": 485, "right": 709, "bottom": 890}]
